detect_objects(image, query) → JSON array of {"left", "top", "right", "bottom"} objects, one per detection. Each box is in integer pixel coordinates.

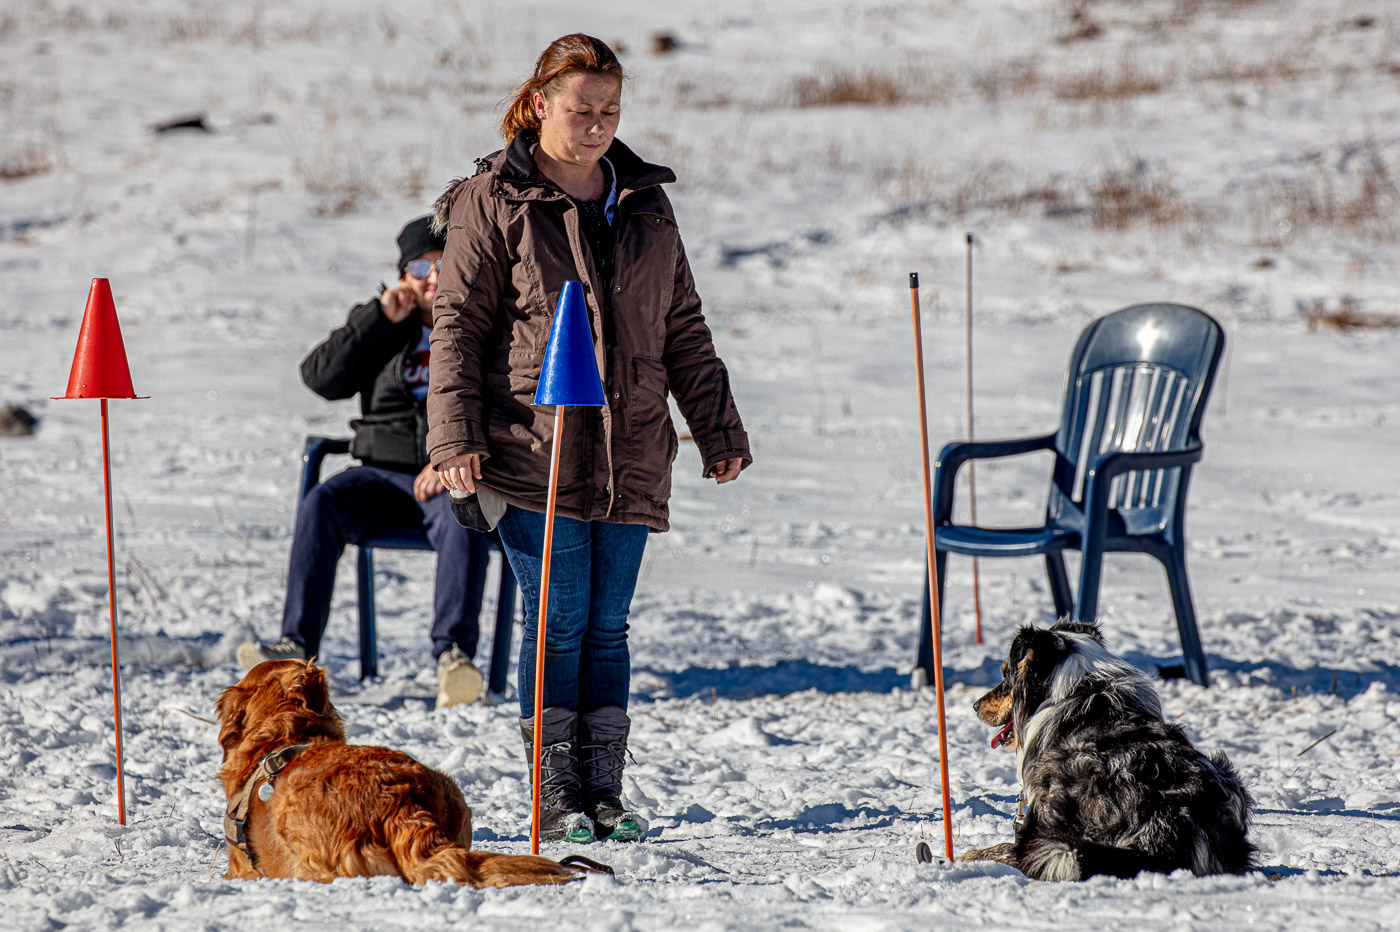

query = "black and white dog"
[{"left": 962, "top": 619, "right": 1256, "bottom": 881}]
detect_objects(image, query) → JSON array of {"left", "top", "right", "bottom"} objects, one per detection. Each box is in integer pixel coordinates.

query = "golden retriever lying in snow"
[{"left": 216, "top": 659, "right": 605, "bottom": 887}]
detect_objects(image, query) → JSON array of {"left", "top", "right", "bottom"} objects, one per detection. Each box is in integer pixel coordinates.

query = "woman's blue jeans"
[{"left": 495, "top": 506, "right": 649, "bottom": 717}]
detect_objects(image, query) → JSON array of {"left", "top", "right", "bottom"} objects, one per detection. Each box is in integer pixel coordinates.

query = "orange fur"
[{"left": 216, "top": 659, "right": 581, "bottom": 888}]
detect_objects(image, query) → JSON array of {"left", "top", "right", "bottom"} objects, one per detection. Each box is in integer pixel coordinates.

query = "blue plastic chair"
[
  {"left": 916, "top": 303, "right": 1225, "bottom": 686},
  {"left": 298, "top": 436, "right": 519, "bottom": 694}
]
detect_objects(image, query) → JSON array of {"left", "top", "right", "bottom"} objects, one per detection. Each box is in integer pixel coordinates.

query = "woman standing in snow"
[{"left": 427, "top": 34, "right": 750, "bottom": 843}]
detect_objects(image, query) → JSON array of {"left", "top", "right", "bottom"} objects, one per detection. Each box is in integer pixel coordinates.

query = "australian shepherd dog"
[
  {"left": 216, "top": 659, "right": 603, "bottom": 887},
  {"left": 962, "top": 620, "right": 1256, "bottom": 881}
]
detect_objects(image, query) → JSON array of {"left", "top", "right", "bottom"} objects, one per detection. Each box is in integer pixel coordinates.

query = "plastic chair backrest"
[{"left": 1049, "top": 304, "right": 1224, "bottom": 530}]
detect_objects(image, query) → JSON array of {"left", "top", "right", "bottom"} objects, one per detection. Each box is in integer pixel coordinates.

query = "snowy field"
[{"left": 3, "top": 0, "right": 1400, "bottom": 927}]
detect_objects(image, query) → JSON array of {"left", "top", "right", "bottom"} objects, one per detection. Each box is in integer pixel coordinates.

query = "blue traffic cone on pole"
[
  {"left": 535, "top": 280, "right": 605, "bottom": 406},
  {"left": 529, "top": 280, "right": 605, "bottom": 853}
]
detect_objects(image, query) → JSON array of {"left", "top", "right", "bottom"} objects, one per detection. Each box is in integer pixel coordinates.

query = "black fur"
[{"left": 964, "top": 619, "right": 1256, "bottom": 881}]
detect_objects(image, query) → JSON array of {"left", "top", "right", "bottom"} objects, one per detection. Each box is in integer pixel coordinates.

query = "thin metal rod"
[
  {"left": 965, "top": 233, "right": 983, "bottom": 645},
  {"left": 909, "top": 273, "right": 955, "bottom": 863},
  {"left": 101, "top": 399, "right": 127, "bottom": 826},
  {"left": 531, "top": 404, "right": 566, "bottom": 855}
]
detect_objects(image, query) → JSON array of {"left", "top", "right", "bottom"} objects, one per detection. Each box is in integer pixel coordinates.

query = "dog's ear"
[
  {"left": 1050, "top": 618, "right": 1104, "bottom": 644},
  {"left": 215, "top": 684, "right": 248, "bottom": 756},
  {"left": 291, "top": 661, "right": 330, "bottom": 716},
  {"left": 1016, "top": 648, "right": 1035, "bottom": 681}
]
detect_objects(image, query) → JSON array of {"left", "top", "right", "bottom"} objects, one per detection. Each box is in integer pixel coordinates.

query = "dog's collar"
[{"left": 223, "top": 744, "right": 310, "bottom": 873}]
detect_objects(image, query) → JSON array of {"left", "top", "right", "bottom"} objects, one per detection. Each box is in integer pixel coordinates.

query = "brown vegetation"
[
  {"left": 1299, "top": 297, "right": 1400, "bottom": 332},
  {"left": 1249, "top": 143, "right": 1400, "bottom": 245},
  {"left": 1086, "top": 157, "right": 1195, "bottom": 230},
  {"left": 789, "top": 63, "right": 952, "bottom": 108},
  {"left": 0, "top": 142, "right": 55, "bottom": 181},
  {"left": 1054, "top": 56, "right": 1177, "bottom": 101}
]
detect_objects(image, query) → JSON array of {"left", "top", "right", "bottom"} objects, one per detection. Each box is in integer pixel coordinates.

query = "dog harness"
[{"left": 223, "top": 744, "right": 309, "bottom": 871}]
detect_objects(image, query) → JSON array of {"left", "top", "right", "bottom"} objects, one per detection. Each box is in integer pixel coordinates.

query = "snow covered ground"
[{"left": 3, "top": 0, "right": 1400, "bottom": 927}]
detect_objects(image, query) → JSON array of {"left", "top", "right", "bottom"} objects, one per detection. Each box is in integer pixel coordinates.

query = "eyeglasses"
[{"left": 405, "top": 259, "right": 441, "bottom": 279}]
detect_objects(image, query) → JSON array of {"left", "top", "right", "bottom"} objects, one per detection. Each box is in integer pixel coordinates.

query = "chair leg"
[
  {"left": 487, "top": 552, "right": 517, "bottom": 697},
  {"left": 1163, "top": 550, "right": 1210, "bottom": 687},
  {"left": 356, "top": 547, "right": 378, "bottom": 680},
  {"left": 1073, "top": 543, "right": 1104, "bottom": 625},
  {"left": 1045, "top": 552, "right": 1073, "bottom": 620},
  {"left": 915, "top": 548, "right": 950, "bottom": 681}
]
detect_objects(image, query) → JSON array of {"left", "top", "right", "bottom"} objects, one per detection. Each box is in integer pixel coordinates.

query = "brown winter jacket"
[{"left": 425, "top": 133, "right": 751, "bottom": 532}]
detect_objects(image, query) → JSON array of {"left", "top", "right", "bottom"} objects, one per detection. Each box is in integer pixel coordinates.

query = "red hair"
[{"left": 500, "top": 34, "right": 624, "bottom": 142}]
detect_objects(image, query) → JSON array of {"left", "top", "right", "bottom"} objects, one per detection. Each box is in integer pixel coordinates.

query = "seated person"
[{"left": 238, "top": 216, "right": 490, "bottom": 707}]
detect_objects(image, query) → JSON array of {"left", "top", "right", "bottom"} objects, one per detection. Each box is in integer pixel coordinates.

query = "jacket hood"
[{"left": 431, "top": 132, "right": 674, "bottom": 235}]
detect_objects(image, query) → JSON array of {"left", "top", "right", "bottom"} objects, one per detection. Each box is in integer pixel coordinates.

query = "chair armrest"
[
  {"left": 932, "top": 433, "right": 1057, "bottom": 525},
  {"left": 299, "top": 436, "right": 352, "bottom": 503},
  {"left": 936, "top": 433, "right": 1057, "bottom": 472},
  {"left": 1081, "top": 441, "right": 1204, "bottom": 538},
  {"left": 1088, "top": 441, "right": 1203, "bottom": 484}
]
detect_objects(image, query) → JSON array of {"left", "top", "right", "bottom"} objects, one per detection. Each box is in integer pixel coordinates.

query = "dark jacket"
[
  {"left": 301, "top": 299, "right": 429, "bottom": 472},
  {"left": 426, "top": 133, "right": 750, "bottom": 532}
]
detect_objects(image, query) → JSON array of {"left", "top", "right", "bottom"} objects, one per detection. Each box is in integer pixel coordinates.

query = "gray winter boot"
[
  {"left": 520, "top": 707, "right": 595, "bottom": 844},
  {"left": 579, "top": 706, "right": 648, "bottom": 842}
]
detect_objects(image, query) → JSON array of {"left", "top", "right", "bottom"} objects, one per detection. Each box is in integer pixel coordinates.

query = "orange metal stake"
[
  {"left": 910, "top": 273, "right": 955, "bottom": 862},
  {"left": 530, "top": 404, "right": 567, "bottom": 855},
  {"left": 100, "top": 399, "right": 128, "bottom": 825},
  {"left": 965, "top": 234, "right": 983, "bottom": 645}
]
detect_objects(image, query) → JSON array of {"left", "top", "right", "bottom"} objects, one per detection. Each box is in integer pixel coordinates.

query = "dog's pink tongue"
[{"left": 990, "top": 720, "right": 1015, "bottom": 749}]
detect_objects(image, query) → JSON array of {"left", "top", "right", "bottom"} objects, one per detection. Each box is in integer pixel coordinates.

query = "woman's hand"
[
  {"left": 412, "top": 463, "right": 446, "bottom": 502},
  {"left": 709, "top": 457, "right": 744, "bottom": 485},
  {"left": 437, "top": 453, "right": 482, "bottom": 493},
  {"left": 379, "top": 285, "right": 416, "bottom": 323}
]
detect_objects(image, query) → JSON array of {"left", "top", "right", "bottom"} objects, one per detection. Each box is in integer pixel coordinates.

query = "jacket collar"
[{"left": 492, "top": 131, "right": 675, "bottom": 203}]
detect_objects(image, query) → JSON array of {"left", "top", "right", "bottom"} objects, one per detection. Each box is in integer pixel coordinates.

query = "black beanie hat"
[{"left": 396, "top": 215, "right": 445, "bottom": 274}]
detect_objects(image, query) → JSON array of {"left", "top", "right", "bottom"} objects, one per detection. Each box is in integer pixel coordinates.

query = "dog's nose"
[{"left": 972, "top": 696, "right": 982, "bottom": 713}]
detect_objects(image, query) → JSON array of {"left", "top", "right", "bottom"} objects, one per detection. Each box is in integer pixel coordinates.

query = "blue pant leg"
[
  {"left": 577, "top": 522, "right": 649, "bottom": 712},
  {"left": 279, "top": 466, "right": 424, "bottom": 657},
  {"left": 496, "top": 506, "right": 592, "bottom": 716},
  {"left": 419, "top": 490, "right": 490, "bottom": 659}
]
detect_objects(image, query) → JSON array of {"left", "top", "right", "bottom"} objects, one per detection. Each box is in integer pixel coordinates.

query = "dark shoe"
[
  {"left": 579, "top": 706, "right": 648, "bottom": 842},
  {"left": 520, "top": 708, "right": 595, "bottom": 844}
]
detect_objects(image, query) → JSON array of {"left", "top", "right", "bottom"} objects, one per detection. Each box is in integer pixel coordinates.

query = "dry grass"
[
  {"left": 7, "top": 2, "right": 331, "bottom": 46},
  {"left": 0, "top": 142, "right": 56, "bottom": 181},
  {"left": 1085, "top": 156, "right": 1195, "bottom": 230},
  {"left": 789, "top": 62, "right": 952, "bottom": 108},
  {"left": 1193, "top": 44, "right": 1319, "bottom": 84},
  {"left": 1054, "top": 55, "right": 1177, "bottom": 100},
  {"left": 970, "top": 57, "right": 1044, "bottom": 105},
  {"left": 1299, "top": 297, "right": 1400, "bottom": 332},
  {"left": 910, "top": 151, "right": 1198, "bottom": 235},
  {"left": 292, "top": 144, "right": 376, "bottom": 217},
  {"left": 1057, "top": 0, "right": 1105, "bottom": 44},
  {"left": 1248, "top": 143, "right": 1400, "bottom": 245},
  {"left": 948, "top": 162, "right": 1074, "bottom": 218}
]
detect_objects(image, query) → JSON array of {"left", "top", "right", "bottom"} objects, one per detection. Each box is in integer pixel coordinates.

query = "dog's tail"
[
  {"left": 1020, "top": 837, "right": 1185, "bottom": 882},
  {"left": 406, "top": 845, "right": 585, "bottom": 888}
]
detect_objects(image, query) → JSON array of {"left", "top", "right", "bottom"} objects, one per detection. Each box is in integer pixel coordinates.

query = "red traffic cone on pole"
[
  {"left": 528, "top": 280, "right": 605, "bottom": 854},
  {"left": 52, "top": 278, "right": 146, "bottom": 826},
  {"left": 61, "top": 279, "right": 139, "bottom": 400}
]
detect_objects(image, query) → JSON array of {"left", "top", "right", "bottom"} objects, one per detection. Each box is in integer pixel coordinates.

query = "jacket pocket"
[{"left": 626, "top": 356, "right": 677, "bottom": 507}]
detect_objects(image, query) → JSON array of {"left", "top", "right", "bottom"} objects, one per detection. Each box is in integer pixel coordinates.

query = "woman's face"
[{"left": 534, "top": 72, "right": 621, "bottom": 168}]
